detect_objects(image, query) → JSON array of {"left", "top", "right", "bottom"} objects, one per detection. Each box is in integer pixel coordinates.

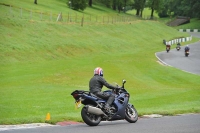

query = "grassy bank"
[{"left": 0, "top": 0, "right": 200, "bottom": 125}]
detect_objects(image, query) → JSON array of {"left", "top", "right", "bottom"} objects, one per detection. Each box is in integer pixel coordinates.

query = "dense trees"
[
  {"left": 158, "top": 0, "right": 200, "bottom": 18},
  {"left": 64, "top": 0, "right": 200, "bottom": 18},
  {"left": 32, "top": 0, "right": 199, "bottom": 21}
]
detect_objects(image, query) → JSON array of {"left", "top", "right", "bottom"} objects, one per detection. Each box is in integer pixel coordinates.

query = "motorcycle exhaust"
[{"left": 86, "top": 105, "right": 106, "bottom": 116}]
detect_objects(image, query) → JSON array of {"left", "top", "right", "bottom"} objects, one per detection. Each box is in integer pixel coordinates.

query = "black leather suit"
[
  {"left": 185, "top": 46, "right": 190, "bottom": 52},
  {"left": 89, "top": 74, "right": 117, "bottom": 106}
]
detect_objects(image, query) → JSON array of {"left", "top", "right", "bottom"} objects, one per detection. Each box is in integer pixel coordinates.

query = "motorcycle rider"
[
  {"left": 89, "top": 67, "right": 119, "bottom": 111},
  {"left": 166, "top": 43, "right": 171, "bottom": 51},
  {"left": 176, "top": 42, "right": 181, "bottom": 50},
  {"left": 185, "top": 45, "right": 190, "bottom": 52}
]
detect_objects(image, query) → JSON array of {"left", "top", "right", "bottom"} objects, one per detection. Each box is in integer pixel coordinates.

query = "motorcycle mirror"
[{"left": 122, "top": 79, "right": 126, "bottom": 84}]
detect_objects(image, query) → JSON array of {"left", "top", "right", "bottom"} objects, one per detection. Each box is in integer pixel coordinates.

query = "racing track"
[{"left": 156, "top": 33, "right": 200, "bottom": 75}]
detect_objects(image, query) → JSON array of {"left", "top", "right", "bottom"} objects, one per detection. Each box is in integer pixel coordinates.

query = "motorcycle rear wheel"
[
  {"left": 125, "top": 105, "right": 138, "bottom": 123},
  {"left": 81, "top": 105, "right": 101, "bottom": 126}
]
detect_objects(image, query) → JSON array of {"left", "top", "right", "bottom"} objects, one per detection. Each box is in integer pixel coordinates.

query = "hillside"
[{"left": 0, "top": 0, "right": 200, "bottom": 124}]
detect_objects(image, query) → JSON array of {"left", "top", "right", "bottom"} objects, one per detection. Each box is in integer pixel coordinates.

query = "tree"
[
  {"left": 147, "top": 0, "right": 163, "bottom": 19},
  {"left": 192, "top": 0, "right": 200, "bottom": 18},
  {"left": 34, "top": 0, "right": 37, "bottom": 4},
  {"left": 97, "top": 0, "right": 132, "bottom": 13},
  {"left": 133, "top": 0, "right": 141, "bottom": 16},
  {"left": 88, "top": 0, "right": 92, "bottom": 7},
  {"left": 133, "top": 0, "right": 146, "bottom": 16},
  {"left": 140, "top": 0, "right": 146, "bottom": 17},
  {"left": 111, "top": 0, "right": 123, "bottom": 13},
  {"left": 123, "top": 0, "right": 127, "bottom": 12},
  {"left": 117, "top": 0, "right": 123, "bottom": 13},
  {"left": 70, "top": 0, "right": 87, "bottom": 11},
  {"left": 112, "top": 0, "right": 117, "bottom": 10},
  {"left": 158, "top": 0, "right": 170, "bottom": 17}
]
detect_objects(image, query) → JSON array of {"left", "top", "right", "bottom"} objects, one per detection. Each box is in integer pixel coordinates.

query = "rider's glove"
[{"left": 116, "top": 86, "right": 121, "bottom": 90}]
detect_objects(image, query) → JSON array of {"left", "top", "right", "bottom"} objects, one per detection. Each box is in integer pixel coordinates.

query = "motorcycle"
[
  {"left": 185, "top": 50, "right": 189, "bottom": 57},
  {"left": 71, "top": 79, "right": 138, "bottom": 126},
  {"left": 176, "top": 46, "right": 181, "bottom": 51},
  {"left": 166, "top": 45, "right": 170, "bottom": 53}
]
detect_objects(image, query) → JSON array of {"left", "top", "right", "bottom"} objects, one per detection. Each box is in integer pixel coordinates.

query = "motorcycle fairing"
[{"left": 110, "top": 92, "right": 129, "bottom": 120}]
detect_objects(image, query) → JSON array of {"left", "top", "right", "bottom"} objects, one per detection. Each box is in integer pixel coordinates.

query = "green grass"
[{"left": 0, "top": 0, "right": 200, "bottom": 125}]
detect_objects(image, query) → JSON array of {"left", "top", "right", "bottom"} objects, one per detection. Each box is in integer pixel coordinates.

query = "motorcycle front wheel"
[
  {"left": 81, "top": 105, "right": 101, "bottom": 126},
  {"left": 125, "top": 104, "right": 138, "bottom": 123}
]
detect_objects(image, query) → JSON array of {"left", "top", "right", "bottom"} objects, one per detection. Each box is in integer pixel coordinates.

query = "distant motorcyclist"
[
  {"left": 185, "top": 45, "right": 190, "bottom": 51},
  {"left": 176, "top": 42, "right": 181, "bottom": 50},
  {"left": 89, "top": 67, "right": 118, "bottom": 111},
  {"left": 166, "top": 43, "right": 171, "bottom": 52}
]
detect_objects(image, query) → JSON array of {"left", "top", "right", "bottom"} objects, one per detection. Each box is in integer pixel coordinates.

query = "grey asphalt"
[
  {"left": 1, "top": 114, "right": 200, "bottom": 133},
  {"left": 156, "top": 33, "right": 200, "bottom": 75}
]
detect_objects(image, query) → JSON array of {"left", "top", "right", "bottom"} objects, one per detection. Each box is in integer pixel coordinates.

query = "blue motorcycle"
[{"left": 71, "top": 79, "right": 138, "bottom": 126}]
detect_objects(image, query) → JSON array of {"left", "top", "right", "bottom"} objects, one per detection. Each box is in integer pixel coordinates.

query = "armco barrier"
[
  {"left": 179, "top": 29, "right": 200, "bottom": 32},
  {"left": 165, "top": 36, "right": 192, "bottom": 45}
]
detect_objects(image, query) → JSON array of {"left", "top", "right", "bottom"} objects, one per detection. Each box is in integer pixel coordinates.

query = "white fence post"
[
  {"left": 179, "top": 29, "right": 183, "bottom": 32},
  {"left": 194, "top": 29, "right": 198, "bottom": 32},
  {"left": 186, "top": 29, "right": 190, "bottom": 32}
]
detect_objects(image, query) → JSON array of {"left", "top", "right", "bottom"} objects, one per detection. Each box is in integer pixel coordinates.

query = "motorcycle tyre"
[
  {"left": 176, "top": 47, "right": 180, "bottom": 51},
  {"left": 125, "top": 105, "right": 138, "bottom": 123},
  {"left": 81, "top": 105, "right": 101, "bottom": 126}
]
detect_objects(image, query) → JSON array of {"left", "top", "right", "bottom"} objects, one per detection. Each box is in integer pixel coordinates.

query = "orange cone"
[{"left": 45, "top": 113, "right": 50, "bottom": 121}]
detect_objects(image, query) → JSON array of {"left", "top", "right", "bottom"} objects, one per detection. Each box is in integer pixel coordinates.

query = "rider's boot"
[{"left": 104, "top": 103, "right": 111, "bottom": 111}]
